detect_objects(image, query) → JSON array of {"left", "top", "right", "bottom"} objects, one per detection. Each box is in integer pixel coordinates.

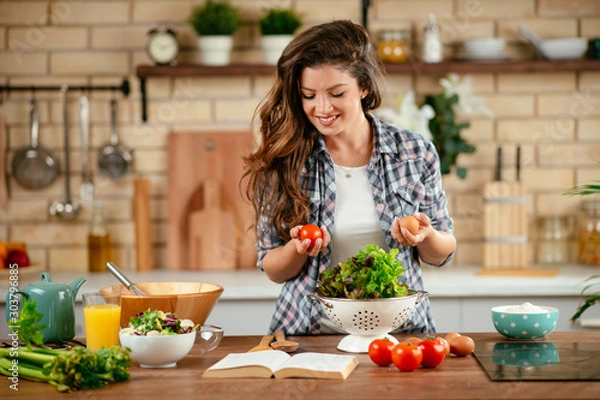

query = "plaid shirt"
[{"left": 256, "top": 115, "right": 454, "bottom": 335}]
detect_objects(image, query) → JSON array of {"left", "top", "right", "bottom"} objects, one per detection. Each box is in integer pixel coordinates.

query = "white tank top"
[
  {"left": 330, "top": 164, "right": 388, "bottom": 271},
  {"left": 321, "top": 164, "right": 389, "bottom": 333}
]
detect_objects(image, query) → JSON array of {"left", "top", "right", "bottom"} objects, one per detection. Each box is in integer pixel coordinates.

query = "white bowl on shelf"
[
  {"left": 538, "top": 37, "right": 588, "bottom": 60},
  {"left": 464, "top": 38, "right": 506, "bottom": 58}
]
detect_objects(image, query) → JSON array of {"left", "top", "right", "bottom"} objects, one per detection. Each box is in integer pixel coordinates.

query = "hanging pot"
[
  {"left": 97, "top": 99, "right": 132, "bottom": 179},
  {"left": 11, "top": 98, "right": 60, "bottom": 190}
]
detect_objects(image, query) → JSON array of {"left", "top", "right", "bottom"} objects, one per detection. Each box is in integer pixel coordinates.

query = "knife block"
[{"left": 482, "top": 181, "right": 528, "bottom": 270}]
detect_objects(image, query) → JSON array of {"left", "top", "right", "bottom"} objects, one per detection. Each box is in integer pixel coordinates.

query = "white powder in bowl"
[{"left": 503, "top": 302, "right": 549, "bottom": 314}]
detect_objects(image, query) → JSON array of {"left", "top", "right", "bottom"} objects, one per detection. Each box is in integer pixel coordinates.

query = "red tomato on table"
[
  {"left": 299, "top": 224, "right": 322, "bottom": 251},
  {"left": 391, "top": 343, "right": 423, "bottom": 372},
  {"left": 418, "top": 338, "right": 446, "bottom": 368},
  {"left": 368, "top": 338, "right": 395, "bottom": 366}
]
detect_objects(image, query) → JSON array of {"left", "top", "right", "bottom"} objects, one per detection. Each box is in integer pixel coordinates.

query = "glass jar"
[
  {"left": 578, "top": 198, "right": 600, "bottom": 265},
  {"left": 377, "top": 30, "right": 411, "bottom": 63},
  {"left": 535, "top": 216, "right": 571, "bottom": 265}
]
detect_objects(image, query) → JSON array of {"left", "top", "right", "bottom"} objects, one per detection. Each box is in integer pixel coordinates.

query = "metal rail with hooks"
[{"left": 0, "top": 77, "right": 130, "bottom": 101}]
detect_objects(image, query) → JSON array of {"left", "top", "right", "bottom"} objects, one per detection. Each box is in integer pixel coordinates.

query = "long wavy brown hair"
[{"left": 243, "top": 20, "right": 384, "bottom": 240}]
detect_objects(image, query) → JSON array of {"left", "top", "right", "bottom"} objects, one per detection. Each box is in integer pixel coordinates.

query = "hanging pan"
[
  {"left": 11, "top": 98, "right": 60, "bottom": 190},
  {"left": 98, "top": 99, "right": 132, "bottom": 179}
]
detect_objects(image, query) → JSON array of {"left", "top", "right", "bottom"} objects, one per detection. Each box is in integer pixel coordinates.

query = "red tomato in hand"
[
  {"left": 368, "top": 338, "right": 395, "bottom": 366},
  {"left": 299, "top": 224, "right": 322, "bottom": 251},
  {"left": 418, "top": 338, "right": 446, "bottom": 368},
  {"left": 391, "top": 343, "right": 423, "bottom": 372}
]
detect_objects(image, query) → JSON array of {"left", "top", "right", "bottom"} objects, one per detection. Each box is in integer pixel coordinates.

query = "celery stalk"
[{"left": 0, "top": 357, "right": 51, "bottom": 383}]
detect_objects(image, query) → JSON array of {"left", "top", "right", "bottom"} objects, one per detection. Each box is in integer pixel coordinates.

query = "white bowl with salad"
[{"left": 119, "top": 309, "right": 219, "bottom": 368}]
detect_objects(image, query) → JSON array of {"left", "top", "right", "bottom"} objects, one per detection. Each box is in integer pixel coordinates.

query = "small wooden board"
[{"left": 476, "top": 268, "right": 559, "bottom": 277}]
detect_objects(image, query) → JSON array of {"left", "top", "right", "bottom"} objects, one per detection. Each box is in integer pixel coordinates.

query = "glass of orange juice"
[{"left": 82, "top": 291, "right": 121, "bottom": 351}]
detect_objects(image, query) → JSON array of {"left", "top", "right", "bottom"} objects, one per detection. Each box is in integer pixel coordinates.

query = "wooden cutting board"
[
  {"left": 188, "top": 178, "right": 236, "bottom": 270},
  {"left": 134, "top": 178, "right": 153, "bottom": 271},
  {"left": 167, "top": 131, "right": 257, "bottom": 270}
]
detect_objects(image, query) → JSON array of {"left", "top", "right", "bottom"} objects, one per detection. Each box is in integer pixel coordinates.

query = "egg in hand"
[{"left": 399, "top": 215, "right": 419, "bottom": 235}]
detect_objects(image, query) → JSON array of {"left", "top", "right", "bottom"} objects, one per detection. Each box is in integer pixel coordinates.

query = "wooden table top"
[{"left": 3, "top": 332, "right": 600, "bottom": 399}]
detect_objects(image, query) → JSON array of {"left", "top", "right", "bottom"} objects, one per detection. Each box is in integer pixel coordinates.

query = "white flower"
[
  {"left": 439, "top": 73, "right": 494, "bottom": 117},
  {"left": 377, "top": 90, "right": 435, "bottom": 140}
]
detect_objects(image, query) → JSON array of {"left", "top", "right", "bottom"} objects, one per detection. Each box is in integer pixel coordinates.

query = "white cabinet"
[
  {"left": 205, "top": 299, "right": 276, "bottom": 336},
  {"left": 3, "top": 265, "right": 599, "bottom": 338},
  {"left": 1, "top": 296, "right": 598, "bottom": 340},
  {"left": 430, "top": 296, "right": 600, "bottom": 333}
]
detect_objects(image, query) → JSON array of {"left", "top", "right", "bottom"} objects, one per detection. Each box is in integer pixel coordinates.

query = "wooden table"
[{"left": 3, "top": 332, "right": 599, "bottom": 399}]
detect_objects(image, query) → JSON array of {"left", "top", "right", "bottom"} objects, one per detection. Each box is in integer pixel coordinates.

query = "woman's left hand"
[{"left": 391, "top": 212, "right": 433, "bottom": 246}]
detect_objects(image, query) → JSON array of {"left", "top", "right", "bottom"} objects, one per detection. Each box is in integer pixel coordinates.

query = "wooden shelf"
[
  {"left": 137, "top": 64, "right": 276, "bottom": 77},
  {"left": 137, "top": 59, "right": 600, "bottom": 77},
  {"left": 136, "top": 59, "right": 600, "bottom": 121}
]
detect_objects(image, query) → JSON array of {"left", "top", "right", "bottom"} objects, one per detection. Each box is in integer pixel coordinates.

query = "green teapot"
[{"left": 6, "top": 272, "right": 86, "bottom": 344}]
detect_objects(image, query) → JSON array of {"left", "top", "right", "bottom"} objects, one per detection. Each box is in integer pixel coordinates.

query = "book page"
[
  {"left": 203, "top": 350, "right": 291, "bottom": 378},
  {"left": 274, "top": 352, "right": 359, "bottom": 380}
]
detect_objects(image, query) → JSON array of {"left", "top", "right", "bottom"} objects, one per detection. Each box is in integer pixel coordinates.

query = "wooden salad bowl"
[{"left": 100, "top": 282, "right": 223, "bottom": 328}]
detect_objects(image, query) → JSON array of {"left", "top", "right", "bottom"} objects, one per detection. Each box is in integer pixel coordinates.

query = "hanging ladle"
[
  {"left": 97, "top": 99, "right": 132, "bottom": 179},
  {"left": 49, "top": 84, "right": 80, "bottom": 221}
]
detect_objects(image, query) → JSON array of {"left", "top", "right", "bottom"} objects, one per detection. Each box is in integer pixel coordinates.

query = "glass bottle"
[
  {"left": 422, "top": 13, "right": 442, "bottom": 63},
  {"left": 578, "top": 199, "right": 600, "bottom": 265},
  {"left": 535, "top": 216, "right": 571, "bottom": 265},
  {"left": 88, "top": 200, "right": 112, "bottom": 272}
]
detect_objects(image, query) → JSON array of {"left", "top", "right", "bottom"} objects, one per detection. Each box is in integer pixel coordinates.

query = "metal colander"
[{"left": 308, "top": 291, "right": 428, "bottom": 352}]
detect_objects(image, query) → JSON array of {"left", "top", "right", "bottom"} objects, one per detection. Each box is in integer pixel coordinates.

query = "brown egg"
[
  {"left": 444, "top": 331, "right": 461, "bottom": 343},
  {"left": 436, "top": 336, "right": 450, "bottom": 356},
  {"left": 399, "top": 215, "right": 419, "bottom": 235},
  {"left": 450, "top": 335, "right": 475, "bottom": 357},
  {"left": 402, "top": 336, "right": 422, "bottom": 346}
]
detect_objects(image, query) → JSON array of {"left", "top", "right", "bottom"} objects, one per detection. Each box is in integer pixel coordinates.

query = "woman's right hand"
[{"left": 290, "top": 224, "right": 331, "bottom": 257}]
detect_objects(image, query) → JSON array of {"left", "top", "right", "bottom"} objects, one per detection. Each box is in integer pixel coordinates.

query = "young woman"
[{"left": 243, "top": 20, "right": 456, "bottom": 335}]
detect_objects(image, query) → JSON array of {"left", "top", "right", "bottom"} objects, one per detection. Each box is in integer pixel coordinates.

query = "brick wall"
[{"left": 1, "top": 0, "right": 599, "bottom": 272}]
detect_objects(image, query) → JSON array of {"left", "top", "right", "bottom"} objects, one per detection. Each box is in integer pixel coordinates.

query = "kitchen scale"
[{"left": 474, "top": 340, "right": 600, "bottom": 381}]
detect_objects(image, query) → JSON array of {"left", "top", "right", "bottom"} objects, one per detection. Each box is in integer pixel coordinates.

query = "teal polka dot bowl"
[{"left": 491, "top": 305, "right": 559, "bottom": 340}]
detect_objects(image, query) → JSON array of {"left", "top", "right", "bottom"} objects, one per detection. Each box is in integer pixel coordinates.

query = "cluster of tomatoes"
[{"left": 368, "top": 332, "right": 475, "bottom": 372}]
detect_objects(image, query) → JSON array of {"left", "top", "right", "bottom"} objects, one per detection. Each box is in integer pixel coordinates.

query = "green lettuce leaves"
[{"left": 316, "top": 244, "right": 407, "bottom": 299}]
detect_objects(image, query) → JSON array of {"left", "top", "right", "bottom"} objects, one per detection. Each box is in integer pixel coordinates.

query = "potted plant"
[
  {"left": 188, "top": 0, "right": 240, "bottom": 66},
  {"left": 259, "top": 7, "right": 303, "bottom": 65},
  {"left": 376, "top": 74, "right": 492, "bottom": 179},
  {"left": 565, "top": 163, "right": 600, "bottom": 323}
]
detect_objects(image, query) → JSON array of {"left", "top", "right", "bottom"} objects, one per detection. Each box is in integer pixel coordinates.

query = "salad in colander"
[
  {"left": 120, "top": 309, "right": 198, "bottom": 336},
  {"left": 316, "top": 244, "right": 408, "bottom": 299}
]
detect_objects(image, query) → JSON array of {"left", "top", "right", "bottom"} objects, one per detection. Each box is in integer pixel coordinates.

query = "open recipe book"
[{"left": 202, "top": 350, "right": 359, "bottom": 380}]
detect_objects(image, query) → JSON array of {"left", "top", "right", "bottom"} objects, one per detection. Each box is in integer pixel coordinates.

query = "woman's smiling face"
[{"left": 299, "top": 65, "right": 368, "bottom": 137}]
